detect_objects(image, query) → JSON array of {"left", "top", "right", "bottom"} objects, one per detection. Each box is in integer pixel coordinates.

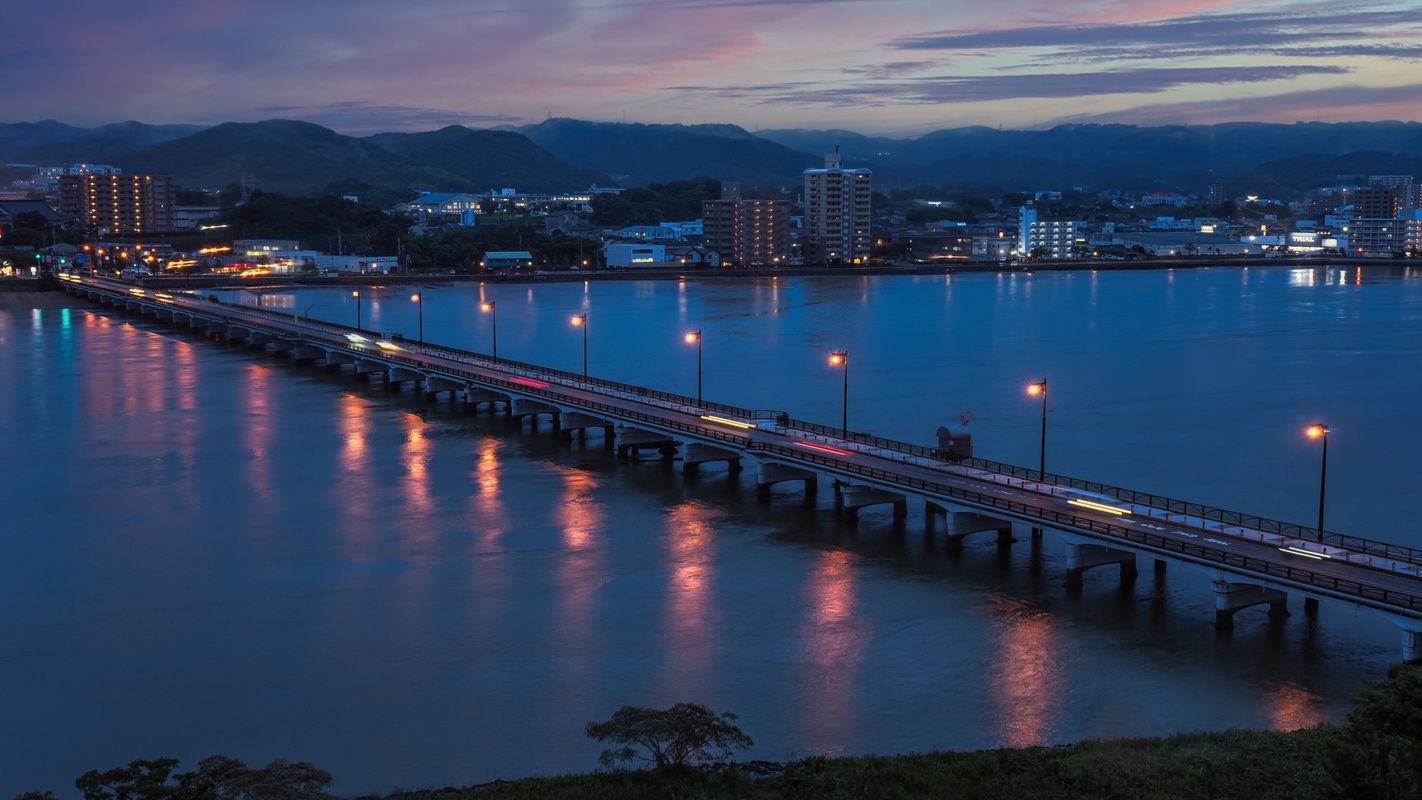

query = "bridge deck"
[{"left": 64, "top": 274, "right": 1422, "bottom": 623}]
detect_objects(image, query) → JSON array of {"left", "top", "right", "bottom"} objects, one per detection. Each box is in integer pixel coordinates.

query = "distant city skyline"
[{"left": 7, "top": 0, "right": 1422, "bottom": 137}]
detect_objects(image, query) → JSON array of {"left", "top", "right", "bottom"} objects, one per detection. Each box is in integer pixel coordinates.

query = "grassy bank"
[{"left": 379, "top": 727, "right": 1341, "bottom": 800}]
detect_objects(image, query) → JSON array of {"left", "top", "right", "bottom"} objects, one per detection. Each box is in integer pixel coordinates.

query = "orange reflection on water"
[
  {"left": 659, "top": 502, "right": 720, "bottom": 694},
  {"left": 987, "top": 596, "right": 1066, "bottom": 748},
  {"left": 242, "top": 364, "right": 274, "bottom": 502},
  {"left": 335, "top": 394, "right": 377, "bottom": 561},
  {"left": 796, "top": 549, "right": 865, "bottom": 756},
  {"left": 396, "top": 413, "right": 436, "bottom": 554},
  {"left": 470, "top": 445, "right": 507, "bottom": 550},
  {"left": 555, "top": 470, "right": 606, "bottom": 686},
  {"left": 1264, "top": 682, "right": 1326, "bottom": 731}
]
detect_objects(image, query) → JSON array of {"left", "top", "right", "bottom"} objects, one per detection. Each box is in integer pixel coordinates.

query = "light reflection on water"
[{"left": 3, "top": 268, "right": 1419, "bottom": 795}]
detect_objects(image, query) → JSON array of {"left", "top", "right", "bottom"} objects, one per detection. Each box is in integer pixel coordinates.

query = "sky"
[{"left": 6, "top": 0, "right": 1422, "bottom": 137}]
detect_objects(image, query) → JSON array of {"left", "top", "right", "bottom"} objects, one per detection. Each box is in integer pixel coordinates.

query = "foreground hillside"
[{"left": 377, "top": 728, "right": 1339, "bottom": 800}]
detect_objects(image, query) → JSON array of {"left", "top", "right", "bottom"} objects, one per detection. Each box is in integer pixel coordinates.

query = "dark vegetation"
[
  {"left": 587, "top": 178, "right": 721, "bottom": 227},
  {"left": 15, "top": 664, "right": 1422, "bottom": 800},
  {"left": 12, "top": 119, "right": 1422, "bottom": 199}
]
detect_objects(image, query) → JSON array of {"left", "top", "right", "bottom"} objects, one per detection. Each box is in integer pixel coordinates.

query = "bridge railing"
[
  {"left": 87, "top": 278, "right": 1422, "bottom": 570},
  {"left": 749, "top": 440, "right": 1422, "bottom": 615},
  {"left": 958, "top": 456, "right": 1422, "bottom": 567}
]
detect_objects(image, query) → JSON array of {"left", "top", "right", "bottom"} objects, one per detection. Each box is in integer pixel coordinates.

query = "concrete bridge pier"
[
  {"left": 561, "top": 413, "right": 615, "bottom": 443},
  {"left": 928, "top": 507, "right": 1014, "bottom": 552},
  {"left": 352, "top": 360, "right": 386, "bottom": 379},
  {"left": 290, "top": 345, "right": 324, "bottom": 362},
  {"left": 754, "top": 459, "right": 818, "bottom": 498},
  {"left": 1212, "top": 580, "right": 1289, "bottom": 629},
  {"left": 836, "top": 484, "right": 907, "bottom": 522},
  {"left": 387, "top": 367, "right": 423, "bottom": 387},
  {"left": 424, "top": 376, "right": 462, "bottom": 400},
  {"left": 680, "top": 442, "right": 743, "bottom": 475},
  {"left": 1402, "top": 628, "right": 1422, "bottom": 663},
  {"left": 1065, "top": 543, "right": 1139, "bottom": 588},
  {"left": 325, "top": 351, "right": 355, "bottom": 369},
  {"left": 614, "top": 427, "right": 681, "bottom": 461},
  {"left": 462, "top": 388, "right": 509, "bottom": 414},
  {"left": 512, "top": 399, "right": 561, "bottom": 429}
]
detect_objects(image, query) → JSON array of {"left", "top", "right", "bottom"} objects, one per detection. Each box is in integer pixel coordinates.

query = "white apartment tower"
[{"left": 803, "top": 150, "right": 872, "bottom": 265}]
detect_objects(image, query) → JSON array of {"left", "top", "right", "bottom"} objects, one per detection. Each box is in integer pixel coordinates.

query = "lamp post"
[
  {"left": 685, "top": 330, "right": 702, "bottom": 403},
  {"left": 1307, "top": 424, "right": 1330, "bottom": 542},
  {"left": 1027, "top": 379, "right": 1048, "bottom": 476},
  {"left": 571, "top": 313, "right": 587, "bottom": 377},
  {"left": 352, "top": 290, "right": 361, "bottom": 330},
  {"left": 829, "top": 351, "right": 848, "bottom": 435},
  {"left": 412, "top": 292, "right": 423, "bottom": 342},
  {"left": 1027, "top": 379, "right": 1048, "bottom": 540},
  {"left": 481, "top": 301, "right": 497, "bottom": 360}
]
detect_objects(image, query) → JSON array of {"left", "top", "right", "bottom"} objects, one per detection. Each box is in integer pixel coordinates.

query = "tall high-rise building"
[
  {"left": 701, "top": 181, "right": 790, "bottom": 267},
  {"left": 1350, "top": 186, "right": 1402, "bottom": 254},
  {"left": 58, "top": 173, "right": 175, "bottom": 235},
  {"left": 802, "top": 151, "right": 872, "bottom": 265},
  {"left": 1369, "top": 175, "right": 1418, "bottom": 210}
]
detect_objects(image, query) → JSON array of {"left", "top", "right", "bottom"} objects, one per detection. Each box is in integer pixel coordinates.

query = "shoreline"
[{"left": 28, "top": 254, "right": 1407, "bottom": 292}]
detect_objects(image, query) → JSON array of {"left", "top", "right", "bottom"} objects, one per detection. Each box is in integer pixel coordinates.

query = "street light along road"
[
  {"left": 571, "top": 313, "right": 588, "bottom": 377},
  {"left": 829, "top": 351, "right": 848, "bottom": 435},
  {"left": 685, "top": 330, "right": 702, "bottom": 403},
  {"left": 481, "top": 301, "right": 497, "bottom": 360},
  {"left": 1307, "top": 423, "right": 1330, "bottom": 542}
]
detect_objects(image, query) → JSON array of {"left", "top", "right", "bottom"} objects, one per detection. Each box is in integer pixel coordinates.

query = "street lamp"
[
  {"left": 571, "top": 313, "right": 587, "bottom": 377},
  {"left": 685, "top": 330, "right": 702, "bottom": 403},
  {"left": 829, "top": 351, "right": 848, "bottom": 435},
  {"left": 412, "top": 292, "right": 423, "bottom": 342},
  {"left": 481, "top": 301, "right": 498, "bottom": 360},
  {"left": 1307, "top": 424, "right": 1330, "bottom": 541},
  {"left": 352, "top": 290, "right": 361, "bottom": 330},
  {"left": 1027, "top": 379, "right": 1048, "bottom": 476}
]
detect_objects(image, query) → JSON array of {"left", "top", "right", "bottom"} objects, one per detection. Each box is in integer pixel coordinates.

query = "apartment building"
[{"left": 802, "top": 152, "right": 872, "bottom": 265}]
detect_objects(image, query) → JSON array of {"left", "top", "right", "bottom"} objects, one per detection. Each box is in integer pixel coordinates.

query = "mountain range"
[{"left": 5, "top": 118, "right": 1422, "bottom": 202}]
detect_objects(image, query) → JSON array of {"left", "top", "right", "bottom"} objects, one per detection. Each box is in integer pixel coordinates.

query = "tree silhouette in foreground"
[
  {"left": 585, "top": 703, "right": 754, "bottom": 769},
  {"left": 68, "top": 755, "right": 333, "bottom": 800}
]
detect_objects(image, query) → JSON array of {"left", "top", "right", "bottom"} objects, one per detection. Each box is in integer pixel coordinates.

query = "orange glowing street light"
[
  {"left": 411, "top": 292, "right": 423, "bottom": 342},
  {"left": 1307, "top": 424, "right": 1330, "bottom": 541},
  {"left": 685, "top": 330, "right": 702, "bottom": 403},
  {"left": 571, "top": 313, "right": 588, "bottom": 376},
  {"left": 352, "top": 290, "right": 361, "bottom": 330},
  {"left": 480, "top": 301, "right": 498, "bottom": 359},
  {"left": 829, "top": 351, "right": 848, "bottom": 435}
]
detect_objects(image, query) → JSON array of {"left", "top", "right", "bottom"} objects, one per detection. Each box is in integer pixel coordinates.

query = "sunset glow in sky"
[{"left": 8, "top": 0, "right": 1422, "bottom": 135}]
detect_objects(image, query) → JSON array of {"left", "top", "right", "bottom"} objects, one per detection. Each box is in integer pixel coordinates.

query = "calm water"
[{"left": 3, "top": 266, "right": 1421, "bottom": 795}]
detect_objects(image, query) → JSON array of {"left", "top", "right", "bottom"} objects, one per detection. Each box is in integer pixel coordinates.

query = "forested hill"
[{"left": 7, "top": 118, "right": 1422, "bottom": 198}]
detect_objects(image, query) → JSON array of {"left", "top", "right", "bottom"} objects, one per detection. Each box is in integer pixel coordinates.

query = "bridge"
[{"left": 62, "top": 273, "right": 1422, "bottom": 660}]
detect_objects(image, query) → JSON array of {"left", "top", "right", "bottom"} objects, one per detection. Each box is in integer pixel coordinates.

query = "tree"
[
  {"left": 73, "top": 756, "right": 333, "bottom": 800},
  {"left": 585, "top": 703, "right": 753, "bottom": 769},
  {"left": 1327, "top": 663, "right": 1422, "bottom": 800}
]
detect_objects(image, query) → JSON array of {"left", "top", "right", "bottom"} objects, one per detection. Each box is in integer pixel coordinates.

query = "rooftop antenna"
[{"left": 960, "top": 406, "right": 974, "bottom": 426}]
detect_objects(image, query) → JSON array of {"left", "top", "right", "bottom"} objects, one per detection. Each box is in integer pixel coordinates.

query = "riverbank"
[
  {"left": 115, "top": 253, "right": 1385, "bottom": 291},
  {"left": 374, "top": 727, "right": 1340, "bottom": 800}
]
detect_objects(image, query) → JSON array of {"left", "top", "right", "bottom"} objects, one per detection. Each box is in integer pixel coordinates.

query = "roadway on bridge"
[{"left": 81, "top": 277, "right": 1422, "bottom": 618}]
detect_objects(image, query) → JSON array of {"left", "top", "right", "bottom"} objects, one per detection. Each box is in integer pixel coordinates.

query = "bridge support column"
[
  {"left": 512, "top": 399, "right": 561, "bottom": 428},
  {"left": 1404, "top": 629, "right": 1422, "bottom": 663},
  {"left": 837, "top": 485, "right": 907, "bottom": 521},
  {"left": 462, "top": 388, "right": 510, "bottom": 414},
  {"left": 1065, "top": 543, "right": 1138, "bottom": 588},
  {"left": 1212, "top": 581, "right": 1289, "bottom": 629},
  {"left": 681, "top": 442, "right": 744, "bottom": 475},
  {"left": 931, "top": 508, "right": 1014, "bottom": 552},
  {"left": 561, "top": 413, "right": 614, "bottom": 442},
  {"left": 1304, "top": 597, "right": 1320, "bottom": 618},
  {"left": 614, "top": 427, "right": 681, "bottom": 461},
  {"left": 755, "top": 460, "right": 817, "bottom": 498}
]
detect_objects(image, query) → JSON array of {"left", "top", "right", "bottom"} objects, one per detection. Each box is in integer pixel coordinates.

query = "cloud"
[
  {"left": 253, "top": 103, "right": 529, "bottom": 135},
  {"left": 1043, "top": 80, "right": 1422, "bottom": 126},
  {"left": 670, "top": 65, "right": 1351, "bottom": 107},
  {"left": 893, "top": 5, "right": 1422, "bottom": 64}
]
